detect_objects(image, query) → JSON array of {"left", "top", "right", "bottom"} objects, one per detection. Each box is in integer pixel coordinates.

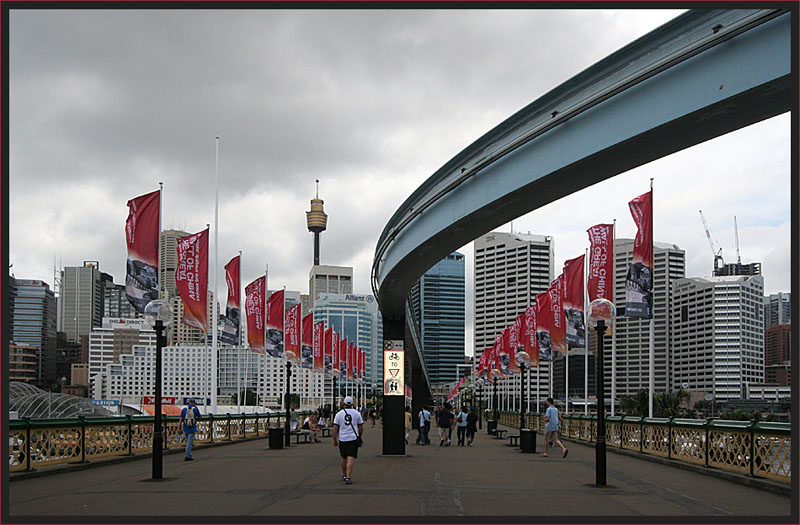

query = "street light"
[
  {"left": 144, "top": 299, "right": 173, "bottom": 481},
  {"left": 588, "top": 297, "right": 616, "bottom": 487},
  {"left": 489, "top": 369, "right": 503, "bottom": 420},
  {"left": 515, "top": 350, "right": 531, "bottom": 430}
]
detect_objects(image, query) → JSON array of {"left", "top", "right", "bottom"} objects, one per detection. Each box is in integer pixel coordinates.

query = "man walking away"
[
  {"left": 404, "top": 406, "right": 412, "bottom": 445},
  {"left": 418, "top": 405, "right": 431, "bottom": 445},
  {"left": 541, "top": 397, "right": 568, "bottom": 458},
  {"left": 456, "top": 406, "right": 469, "bottom": 446},
  {"left": 333, "top": 396, "right": 363, "bottom": 485},
  {"left": 180, "top": 399, "right": 202, "bottom": 461},
  {"left": 466, "top": 406, "right": 478, "bottom": 446},
  {"left": 437, "top": 403, "right": 454, "bottom": 446}
]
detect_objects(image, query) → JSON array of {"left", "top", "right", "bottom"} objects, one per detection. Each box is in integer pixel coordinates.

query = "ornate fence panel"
[
  {"left": 669, "top": 419, "right": 706, "bottom": 465},
  {"left": 752, "top": 423, "right": 791, "bottom": 481},
  {"left": 28, "top": 420, "right": 84, "bottom": 469},
  {"left": 641, "top": 418, "right": 670, "bottom": 457},
  {"left": 620, "top": 417, "right": 642, "bottom": 451},
  {"left": 84, "top": 419, "right": 129, "bottom": 460},
  {"left": 707, "top": 420, "right": 752, "bottom": 475},
  {"left": 606, "top": 416, "right": 622, "bottom": 447},
  {"left": 9, "top": 421, "right": 29, "bottom": 472}
]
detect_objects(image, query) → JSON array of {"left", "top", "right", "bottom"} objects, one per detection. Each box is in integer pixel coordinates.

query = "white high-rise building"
[
  {"left": 474, "top": 232, "right": 554, "bottom": 410},
  {"left": 671, "top": 275, "right": 765, "bottom": 401},
  {"left": 309, "top": 265, "right": 353, "bottom": 309},
  {"left": 88, "top": 317, "right": 156, "bottom": 396},
  {"left": 605, "top": 239, "right": 685, "bottom": 401}
]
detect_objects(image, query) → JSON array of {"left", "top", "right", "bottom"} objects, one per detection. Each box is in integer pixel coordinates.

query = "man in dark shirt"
[
  {"left": 466, "top": 406, "right": 479, "bottom": 446},
  {"left": 437, "top": 402, "right": 454, "bottom": 446}
]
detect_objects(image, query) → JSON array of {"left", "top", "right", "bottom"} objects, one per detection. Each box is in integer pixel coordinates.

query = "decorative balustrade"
[
  {"left": 495, "top": 411, "right": 790, "bottom": 483},
  {"left": 9, "top": 412, "right": 304, "bottom": 473}
]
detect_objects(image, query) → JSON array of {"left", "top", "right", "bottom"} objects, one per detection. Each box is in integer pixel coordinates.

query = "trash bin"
[
  {"left": 520, "top": 428, "right": 536, "bottom": 453},
  {"left": 487, "top": 419, "right": 497, "bottom": 435},
  {"left": 268, "top": 427, "right": 284, "bottom": 449}
]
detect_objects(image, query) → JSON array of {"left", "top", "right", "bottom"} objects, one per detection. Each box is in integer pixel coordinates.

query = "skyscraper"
[
  {"left": 606, "top": 239, "right": 685, "bottom": 400},
  {"left": 671, "top": 275, "right": 765, "bottom": 401},
  {"left": 764, "top": 292, "right": 791, "bottom": 328},
  {"left": 8, "top": 277, "right": 58, "bottom": 389},
  {"left": 764, "top": 324, "right": 790, "bottom": 385},
  {"left": 59, "top": 262, "right": 106, "bottom": 344},
  {"left": 306, "top": 181, "right": 328, "bottom": 267},
  {"left": 410, "top": 252, "right": 465, "bottom": 385},
  {"left": 308, "top": 265, "right": 353, "bottom": 309},
  {"left": 474, "top": 232, "right": 553, "bottom": 408},
  {"left": 104, "top": 282, "right": 141, "bottom": 319}
]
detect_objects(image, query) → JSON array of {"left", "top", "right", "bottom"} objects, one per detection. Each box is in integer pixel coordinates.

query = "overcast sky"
[{"left": 9, "top": 9, "right": 791, "bottom": 355}]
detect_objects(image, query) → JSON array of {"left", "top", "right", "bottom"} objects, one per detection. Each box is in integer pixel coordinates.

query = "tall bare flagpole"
[
  {"left": 611, "top": 219, "right": 617, "bottom": 417},
  {"left": 648, "top": 178, "right": 655, "bottom": 418},
  {"left": 212, "top": 137, "right": 220, "bottom": 414},
  {"left": 584, "top": 247, "right": 589, "bottom": 415}
]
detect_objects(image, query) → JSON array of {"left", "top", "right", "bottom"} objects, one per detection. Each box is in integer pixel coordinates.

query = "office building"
[
  {"left": 714, "top": 261, "right": 761, "bottom": 277},
  {"left": 764, "top": 292, "right": 791, "bottom": 328},
  {"left": 410, "top": 252, "right": 466, "bottom": 384},
  {"left": 474, "top": 232, "right": 554, "bottom": 407},
  {"left": 764, "top": 324, "right": 791, "bottom": 385},
  {"left": 308, "top": 265, "right": 353, "bottom": 309},
  {"left": 313, "top": 293, "right": 383, "bottom": 388},
  {"left": 9, "top": 343, "right": 38, "bottom": 383},
  {"left": 104, "top": 282, "right": 140, "bottom": 319},
  {"left": 9, "top": 277, "right": 58, "bottom": 389},
  {"left": 552, "top": 349, "right": 596, "bottom": 408},
  {"left": 59, "top": 262, "right": 107, "bottom": 343},
  {"left": 671, "top": 274, "right": 764, "bottom": 401},
  {"left": 88, "top": 317, "right": 156, "bottom": 396},
  {"left": 605, "top": 239, "right": 685, "bottom": 400}
]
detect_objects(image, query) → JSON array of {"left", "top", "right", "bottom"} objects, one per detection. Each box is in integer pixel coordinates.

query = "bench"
[
  {"left": 320, "top": 427, "right": 332, "bottom": 438},
  {"left": 291, "top": 430, "right": 312, "bottom": 444},
  {"left": 494, "top": 429, "right": 508, "bottom": 440},
  {"left": 508, "top": 434, "right": 520, "bottom": 447}
]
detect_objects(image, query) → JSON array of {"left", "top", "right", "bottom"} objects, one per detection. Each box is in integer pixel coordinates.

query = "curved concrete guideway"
[{"left": 372, "top": 9, "right": 791, "bottom": 321}]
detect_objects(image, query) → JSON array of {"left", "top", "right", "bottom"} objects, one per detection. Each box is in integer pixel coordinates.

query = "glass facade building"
[
  {"left": 9, "top": 277, "right": 58, "bottom": 389},
  {"left": 410, "top": 252, "right": 466, "bottom": 385}
]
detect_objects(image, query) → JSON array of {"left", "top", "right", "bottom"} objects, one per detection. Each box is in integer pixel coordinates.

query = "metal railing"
[
  {"left": 9, "top": 412, "right": 309, "bottom": 473},
  {"left": 496, "top": 412, "right": 790, "bottom": 483}
]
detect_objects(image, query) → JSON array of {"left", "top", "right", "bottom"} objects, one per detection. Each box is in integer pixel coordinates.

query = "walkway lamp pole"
[
  {"left": 477, "top": 383, "right": 483, "bottom": 429},
  {"left": 284, "top": 361, "right": 292, "bottom": 447},
  {"left": 144, "top": 299, "right": 172, "bottom": 481},
  {"left": 489, "top": 371, "right": 502, "bottom": 420},
  {"left": 515, "top": 351, "right": 531, "bottom": 429},
  {"left": 588, "top": 298, "right": 616, "bottom": 487}
]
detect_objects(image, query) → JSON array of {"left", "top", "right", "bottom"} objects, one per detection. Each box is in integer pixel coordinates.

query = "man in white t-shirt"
[{"left": 332, "top": 396, "right": 364, "bottom": 485}]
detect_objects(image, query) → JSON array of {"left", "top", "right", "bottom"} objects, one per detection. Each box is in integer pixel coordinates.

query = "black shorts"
[{"left": 339, "top": 439, "right": 359, "bottom": 459}]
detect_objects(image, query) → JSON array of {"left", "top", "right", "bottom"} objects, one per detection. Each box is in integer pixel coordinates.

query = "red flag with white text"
[
  {"left": 301, "top": 313, "right": 314, "bottom": 369},
  {"left": 535, "top": 292, "right": 554, "bottom": 362},
  {"left": 285, "top": 303, "right": 301, "bottom": 363},
  {"left": 220, "top": 255, "right": 241, "bottom": 345},
  {"left": 245, "top": 276, "right": 266, "bottom": 353},
  {"left": 265, "top": 290, "right": 285, "bottom": 358},
  {"left": 587, "top": 224, "right": 614, "bottom": 303},
  {"left": 324, "top": 328, "right": 333, "bottom": 376},
  {"left": 313, "top": 321, "right": 325, "bottom": 373},
  {"left": 626, "top": 190, "right": 654, "bottom": 318},
  {"left": 332, "top": 331, "right": 340, "bottom": 376},
  {"left": 339, "top": 337, "right": 348, "bottom": 377},
  {"left": 175, "top": 228, "right": 209, "bottom": 332},
  {"left": 563, "top": 255, "right": 586, "bottom": 347},
  {"left": 524, "top": 304, "right": 539, "bottom": 367},
  {"left": 549, "top": 275, "right": 567, "bottom": 353},
  {"left": 125, "top": 189, "right": 160, "bottom": 313}
]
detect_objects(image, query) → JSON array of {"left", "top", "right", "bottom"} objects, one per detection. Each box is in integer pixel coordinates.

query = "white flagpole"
[
  {"left": 584, "top": 248, "right": 589, "bottom": 415},
  {"left": 611, "top": 219, "right": 617, "bottom": 417},
  {"left": 536, "top": 365, "right": 540, "bottom": 412},
  {"left": 565, "top": 347, "right": 569, "bottom": 415},
  {"left": 158, "top": 182, "right": 163, "bottom": 301},
  {"left": 237, "top": 250, "right": 242, "bottom": 414},
  {"left": 648, "top": 178, "right": 655, "bottom": 418},
  {"left": 263, "top": 265, "right": 268, "bottom": 412},
  {"left": 212, "top": 136, "right": 220, "bottom": 414}
]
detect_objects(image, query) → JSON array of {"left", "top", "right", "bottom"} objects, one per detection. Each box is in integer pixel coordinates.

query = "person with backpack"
[
  {"left": 332, "top": 396, "right": 363, "bottom": 485},
  {"left": 179, "top": 399, "right": 202, "bottom": 461},
  {"left": 455, "top": 406, "right": 469, "bottom": 446},
  {"left": 418, "top": 405, "right": 431, "bottom": 445}
]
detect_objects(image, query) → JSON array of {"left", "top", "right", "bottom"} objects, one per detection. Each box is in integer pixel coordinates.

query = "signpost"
[{"left": 382, "top": 340, "right": 405, "bottom": 455}]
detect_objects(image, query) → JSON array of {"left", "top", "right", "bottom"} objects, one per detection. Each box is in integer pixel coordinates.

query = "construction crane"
[
  {"left": 734, "top": 215, "right": 741, "bottom": 264},
  {"left": 699, "top": 210, "right": 724, "bottom": 275}
]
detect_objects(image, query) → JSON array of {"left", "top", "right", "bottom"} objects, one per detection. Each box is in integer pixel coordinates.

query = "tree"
[
  {"left": 620, "top": 389, "right": 649, "bottom": 416},
  {"left": 231, "top": 389, "right": 258, "bottom": 405},
  {"left": 620, "top": 389, "right": 688, "bottom": 417}
]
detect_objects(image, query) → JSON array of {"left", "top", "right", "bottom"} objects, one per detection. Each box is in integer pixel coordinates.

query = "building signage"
[
  {"left": 91, "top": 399, "right": 120, "bottom": 406},
  {"left": 182, "top": 397, "right": 210, "bottom": 405},
  {"left": 383, "top": 347, "right": 404, "bottom": 396},
  {"left": 343, "top": 294, "right": 375, "bottom": 303},
  {"left": 143, "top": 396, "right": 177, "bottom": 405}
]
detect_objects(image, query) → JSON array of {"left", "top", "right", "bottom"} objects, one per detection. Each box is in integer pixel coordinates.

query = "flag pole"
[
  {"left": 237, "top": 250, "right": 242, "bottom": 414},
  {"left": 648, "top": 178, "right": 655, "bottom": 418},
  {"left": 264, "top": 264, "right": 268, "bottom": 413},
  {"left": 158, "top": 182, "right": 163, "bottom": 301},
  {"left": 611, "top": 219, "right": 617, "bottom": 417},
  {"left": 584, "top": 247, "right": 589, "bottom": 415},
  {"left": 212, "top": 136, "right": 220, "bottom": 414}
]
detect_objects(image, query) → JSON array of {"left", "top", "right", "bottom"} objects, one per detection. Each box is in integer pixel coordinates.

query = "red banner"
[
  {"left": 535, "top": 292, "right": 553, "bottom": 362},
  {"left": 563, "top": 255, "right": 586, "bottom": 347},
  {"left": 339, "top": 337, "right": 348, "bottom": 377},
  {"left": 509, "top": 318, "right": 521, "bottom": 373},
  {"left": 285, "top": 303, "right": 301, "bottom": 363},
  {"left": 324, "top": 327, "right": 333, "bottom": 376},
  {"left": 301, "top": 313, "right": 314, "bottom": 369},
  {"left": 332, "top": 331, "right": 340, "bottom": 376},
  {"left": 175, "top": 228, "right": 209, "bottom": 332},
  {"left": 627, "top": 190, "right": 654, "bottom": 319},
  {"left": 313, "top": 321, "right": 324, "bottom": 373},
  {"left": 125, "top": 189, "right": 160, "bottom": 313},
  {"left": 221, "top": 255, "right": 241, "bottom": 345},
  {"left": 347, "top": 342, "right": 355, "bottom": 380},
  {"left": 359, "top": 350, "right": 365, "bottom": 382},
  {"left": 524, "top": 304, "right": 539, "bottom": 367},
  {"left": 587, "top": 224, "right": 614, "bottom": 303},
  {"left": 549, "top": 275, "right": 566, "bottom": 353},
  {"left": 265, "top": 290, "right": 284, "bottom": 358},
  {"left": 498, "top": 328, "right": 511, "bottom": 375},
  {"left": 245, "top": 276, "right": 266, "bottom": 353},
  {"left": 143, "top": 396, "right": 176, "bottom": 405}
]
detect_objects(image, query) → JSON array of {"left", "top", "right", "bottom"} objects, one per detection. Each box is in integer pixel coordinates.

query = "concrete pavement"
[{"left": 7, "top": 422, "right": 792, "bottom": 519}]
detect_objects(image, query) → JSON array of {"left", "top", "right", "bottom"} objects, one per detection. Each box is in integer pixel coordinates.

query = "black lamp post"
[
  {"left": 144, "top": 299, "right": 172, "bottom": 481},
  {"left": 477, "top": 383, "right": 483, "bottom": 430},
  {"left": 588, "top": 298, "right": 616, "bottom": 487},
  {"left": 515, "top": 350, "right": 531, "bottom": 430},
  {"left": 285, "top": 360, "right": 292, "bottom": 447}
]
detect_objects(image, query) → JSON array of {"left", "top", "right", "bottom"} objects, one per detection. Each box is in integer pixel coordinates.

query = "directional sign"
[
  {"left": 384, "top": 339, "right": 404, "bottom": 351},
  {"left": 383, "top": 349, "right": 404, "bottom": 396}
]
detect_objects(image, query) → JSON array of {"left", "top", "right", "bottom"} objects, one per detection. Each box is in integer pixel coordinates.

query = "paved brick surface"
[{"left": 8, "top": 422, "right": 792, "bottom": 518}]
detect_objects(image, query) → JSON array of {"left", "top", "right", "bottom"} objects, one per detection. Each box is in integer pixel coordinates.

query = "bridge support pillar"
[{"left": 382, "top": 317, "right": 406, "bottom": 456}]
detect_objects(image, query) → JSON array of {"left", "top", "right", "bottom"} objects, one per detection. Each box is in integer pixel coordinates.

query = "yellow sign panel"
[{"left": 383, "top": 347, "right": 404, "bottom": 396}]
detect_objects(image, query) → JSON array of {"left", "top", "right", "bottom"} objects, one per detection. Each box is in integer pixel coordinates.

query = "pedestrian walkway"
[{"left": 8, "top": 422, "right": 791, "bottom": 518}]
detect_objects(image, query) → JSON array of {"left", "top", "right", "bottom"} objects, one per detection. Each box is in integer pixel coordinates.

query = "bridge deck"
[{"left": 8, "top": 423, "right": 791, "bottom": 518}]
